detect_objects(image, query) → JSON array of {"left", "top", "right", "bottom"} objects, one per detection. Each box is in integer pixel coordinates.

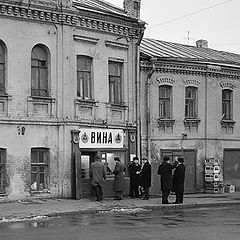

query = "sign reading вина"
[{"left": 79, "top": 128, "right": 124, "bottom": 149}]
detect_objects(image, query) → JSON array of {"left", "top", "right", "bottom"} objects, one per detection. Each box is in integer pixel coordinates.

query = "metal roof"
[
  {"left": 73, "top": 0, "right": 127, "bottom": 17},
  {"left": 141, "top": 38, "right": 240, "bottom": 66}
]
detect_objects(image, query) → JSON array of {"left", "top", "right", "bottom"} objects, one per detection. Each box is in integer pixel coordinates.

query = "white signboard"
[{"left": 79, "top": 128, "right": 124, "bottom": 149}]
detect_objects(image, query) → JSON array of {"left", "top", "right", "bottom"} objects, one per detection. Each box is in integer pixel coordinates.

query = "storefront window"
[
  {"left": 81, "top": 155, "right": 90, "bottom": 179},
  {"left": 101, "top": 152, "right": 125, "bottom": 177},
  {"left": 81, "top": 151, "right": 126, "bottom": 179}
]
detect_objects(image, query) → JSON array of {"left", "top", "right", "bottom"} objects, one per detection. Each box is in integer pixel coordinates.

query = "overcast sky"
[{"left": 109, "top": 0, "right": 240, "bottom": 54}]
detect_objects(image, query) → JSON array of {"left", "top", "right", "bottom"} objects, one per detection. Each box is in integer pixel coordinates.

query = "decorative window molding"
[
  {"left": 184, "top": 118, "right": 201, "bottom": 127},
  {"left": 27, "top": 96, "right": 56, "bottom": 118},
  {"left": 220, "top": 119, "right": 236, "bottom": 127},
  {"left": 73, "top": 35, "right": 99, "bottom": 44},
  {"left": 220, "top": 81, "right": 236, "bottom": 90},
  {"left": 105, "top": 40, "right": 129, "bottom": 50},
  {"left": 157, "top": 118, "right": 175, "bottom": 127},
  {"left": 0, "top": 94, "right": 12, "bottom": 116},
  {"left": 156, "top": 77, "right": 175, "bottom": 86},
  {"left": 183, "top": 79, "right": 201, "bottom": 87},
  {"left": 74, "top": 99, "right": 98, "bottom": 120}
]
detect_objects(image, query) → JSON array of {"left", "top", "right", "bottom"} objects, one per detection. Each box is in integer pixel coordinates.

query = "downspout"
[
  {"left": 146, "top": 57, "right": 157, "bottom": 161},
  {"left": 204, "top": 65, "right": 208, "bottom": 158},
  {"left": 135, "top": 23, "right": 145, "bottom": 159}
]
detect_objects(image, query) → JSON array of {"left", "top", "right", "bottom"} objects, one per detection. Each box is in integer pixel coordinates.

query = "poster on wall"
[{"left": 79, "top": 128, "right": 124, "bottom": 149}]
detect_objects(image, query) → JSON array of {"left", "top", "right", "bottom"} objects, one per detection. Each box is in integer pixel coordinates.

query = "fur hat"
[{"left": 178, "top": 157, "right": 184, "bottom": 163}]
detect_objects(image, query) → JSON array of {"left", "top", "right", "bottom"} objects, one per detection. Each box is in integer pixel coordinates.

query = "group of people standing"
[
  {"left": 157, "top": 156, "right": 186, "bottom": 204},
  {"left": 89, "top": 153, "right": 185, "bottom": 204}
]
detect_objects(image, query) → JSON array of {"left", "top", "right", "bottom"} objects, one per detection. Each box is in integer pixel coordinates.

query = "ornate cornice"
[
  {"left": 140, "top": 62, "right": 240, "bottom": 79},
  {"left": 0, "top": 1, "right": 142, "bottom": 39}
]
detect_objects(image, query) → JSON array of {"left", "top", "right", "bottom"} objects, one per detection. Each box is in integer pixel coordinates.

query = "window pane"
[
  {"left": 159, "top": 86, "right": 171, "bottom": 118},
  {"left": 31, "top": 148, "right": 49, "bottom": 191},
  {"left": 222, "top": 90, "right": 232, "bottom": 120},
  {"left": 31, "top": 46, "right": 48, "bottom": 97},
  {"left": 109, "top": 62, "right": 122, "bottom": 103},
  {"left": 77, "top": 56, "right": 92, "bottom": 99},
  {"left": 31, "top": 67, "right": 38, "bottom": 90}
]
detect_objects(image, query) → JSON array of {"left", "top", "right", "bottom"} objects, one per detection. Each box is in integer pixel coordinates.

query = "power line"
[{"left": 149, "top": 0, "right": 234, "bottom": 29}]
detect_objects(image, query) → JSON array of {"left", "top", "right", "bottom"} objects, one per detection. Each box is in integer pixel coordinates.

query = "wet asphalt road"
[{"left": 0, "top": 206, "right": 240, "bottom": 240}]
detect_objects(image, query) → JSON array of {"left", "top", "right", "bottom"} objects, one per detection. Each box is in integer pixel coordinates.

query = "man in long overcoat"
[
  {"left": 128, "top": 156, "right": 141, "bottom": 198},
  {"left": 140, "top": 158, "right": 151, "bottom": 200},
  {"left": 173, "top": 157, "right": 186, "bottom": 204},
  {"left": 113, "top": 157, "right": 125, "bottom": 200},
  {"left": 90, "top": 154, "right": 106, "bottom": 201},
  {"left": 157, "top": 156, "right": 176, "bottom": 204}
]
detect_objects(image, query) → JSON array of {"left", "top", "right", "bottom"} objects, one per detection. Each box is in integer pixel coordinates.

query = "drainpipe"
[
  {"left": 204, "top": 64, "right": 208, "bottom": 158},
  {"left": 135, "top": 23, "right": 145, "bottom": 159},
  {"left": 146, "top": 57, "right": 157, "bottom": 161}
]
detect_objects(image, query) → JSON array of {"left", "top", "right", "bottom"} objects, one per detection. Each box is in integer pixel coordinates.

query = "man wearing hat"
[
  {"left": 157, "top": 156, "right": 176, "bottom": 204},
  {"left": 90, "top": 152, "right": 106, "bottom": 201},
  {"left": 172, "top": 157, "right": 186, "bottom": 204}
]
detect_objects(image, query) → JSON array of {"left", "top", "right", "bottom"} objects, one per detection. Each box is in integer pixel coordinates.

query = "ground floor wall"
[
  {"left": 142, "top": 138, "right": 240, "bottom": 195},
  {"left": 0, "top": 122, "right": 135, "bottom": 201}
]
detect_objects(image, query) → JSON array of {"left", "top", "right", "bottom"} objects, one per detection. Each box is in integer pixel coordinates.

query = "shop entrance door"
[
  {"left": 160, "top": 149, "right": 197, "bottom": 193},
  {"left": 223, "top": 149, "right": 240, "bottom": 191}
]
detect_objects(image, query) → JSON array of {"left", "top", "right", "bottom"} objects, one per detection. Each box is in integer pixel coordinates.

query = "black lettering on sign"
[
  {"left": 108, "top": 133, "right": 112, "bottom": 144},
  {"left": 91, "top": 132, "right": 95, "bottom": 143}
]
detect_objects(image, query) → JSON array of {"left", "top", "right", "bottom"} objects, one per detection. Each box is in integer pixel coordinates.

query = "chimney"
[
  {"left": 123, "top": 0, "right": 141, "bottom": 19},
  {"left": 196, "top": 39, "right": 208, "bottom": 48}
]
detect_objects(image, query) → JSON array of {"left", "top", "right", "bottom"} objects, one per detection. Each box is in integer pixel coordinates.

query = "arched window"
[
  {"left": 222, "top": 89, "right": 233, "bottom": 120},
  {"left": 31, "top": 45, "right": 49, "bottom": 97},
  {"left": 0, "top": 42, "right": 5, "bottom": 94}
]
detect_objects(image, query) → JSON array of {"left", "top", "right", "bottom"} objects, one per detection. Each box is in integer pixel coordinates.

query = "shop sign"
[{"left": 79, "top": 128, "right": 124, "bottom": 149}]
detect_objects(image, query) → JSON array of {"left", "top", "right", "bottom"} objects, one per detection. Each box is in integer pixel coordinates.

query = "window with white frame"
[
  {"left": 31, "top": 148, "right": 49, "bottom": 191},
  {"left": 222, "top": 89, "right": 233, "bottom": 120},
  {"left": 185, "top": 86, "right": 197, "bottom": 118},
  {"left": 31, "top": 45, "right": 49, "bottom": 97},
  {"left": 109, "top": 61, "right": 123, "bottom": 104},
  {"left": 0, "top": 148, "right": 6, "bottom": 194},
  {"left": 77, "top": 56, "right": 92, "bottom": 100},
  {"left": 0, "top": 42, "right": 6, "bottom": 95},
  {"left": 159, "top": 85, "right": 172, "bottom": 118}
]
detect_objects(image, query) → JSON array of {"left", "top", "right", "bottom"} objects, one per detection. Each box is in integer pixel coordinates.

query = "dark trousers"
[
  {"left": 162, "top": 189, "right": 170, "bottom": 204},
  {"left": 130, "top": 185, "right": 139, "bottom": 198},
  {"left": 143, "top": 187, "right": 150, "bottom": 199},
  {"left": 175, "top": 192, "right": 184, "bottom": 203},
  {"left": 114, "top": 191, "right": 123, "bottom": 200},
  {"left": 93, "top": 184, "right": 103, "bottom": 201}
]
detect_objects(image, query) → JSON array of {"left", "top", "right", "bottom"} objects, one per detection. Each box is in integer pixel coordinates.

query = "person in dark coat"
[
  {"left": 173, "top": 157, "right": 186, "bottom": 204},
  {"left": 89, "top": 154, "right": 106, "bottom": 201},
  {"left": 140, "top": 158, "right": 151, "bottom": 200},
  {"left": 157, "top": 156, "right": 176, "bottom": 204},
  {"left": 113, "top": 157, "right": 125, "bottom": 200},
  {"left": 128, "top": 156, "right": 141, "bottom": 198}
]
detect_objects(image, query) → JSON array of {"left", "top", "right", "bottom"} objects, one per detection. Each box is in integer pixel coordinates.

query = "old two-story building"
[
  {"left": 0, "top": 0, "right": 145, "bottom": 200},
  {"left": 140, "top": 38, "right": 240, "bottom": 194}
]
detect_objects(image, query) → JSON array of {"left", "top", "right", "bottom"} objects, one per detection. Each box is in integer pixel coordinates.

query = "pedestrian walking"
[
  {"left": 89, "top": 153, "right": 106, "bottom": 201},
  {"left": 140, "top": 157, "right": 151, "bottom": 200},
  {"left": 173, "top": 157, "right": 186, "bottom": 204},
  {"left": 113, "top": 157, "right": 125, "bottom": 200},
  {"left": 157, "top": 156, "right": 176, "bottom": 204},
  {"left": 128, "top": 156, "right": 141, "bottom": 198}
]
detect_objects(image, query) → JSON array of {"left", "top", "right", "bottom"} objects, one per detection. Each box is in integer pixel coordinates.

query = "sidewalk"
[{"left": 0, "top": 192, "right": 240, "bottom": 222}]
